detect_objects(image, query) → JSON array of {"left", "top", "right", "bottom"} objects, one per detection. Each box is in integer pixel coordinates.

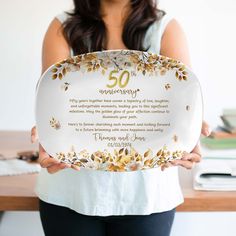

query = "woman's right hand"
[{"left": 31, "top": 126, "right": 80, "bottom": 174}]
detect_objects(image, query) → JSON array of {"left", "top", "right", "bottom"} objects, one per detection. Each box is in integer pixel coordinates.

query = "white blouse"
[{"left": 34, "top": 10, "right": 184, "bottom": 216}]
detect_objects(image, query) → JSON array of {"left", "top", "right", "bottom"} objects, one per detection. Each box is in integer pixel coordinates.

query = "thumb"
[{"left": 31, "top": 126, "right": 38, "bottom": 143}]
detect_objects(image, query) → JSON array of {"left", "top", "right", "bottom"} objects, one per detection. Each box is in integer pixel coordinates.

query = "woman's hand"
[
  {"left": 38, "top": 143, "right": 72, "bottom": 174},
  {"left": 161, "top": 121, "right": 211, "bottom": 171},
  {"left": 31, "top": 126, "right": 80, "bottom": 174}
]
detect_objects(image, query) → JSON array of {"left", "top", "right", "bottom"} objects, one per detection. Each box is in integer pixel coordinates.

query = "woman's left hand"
[{"left": 161, "top": 121, "right": 211, "bottom": 171}]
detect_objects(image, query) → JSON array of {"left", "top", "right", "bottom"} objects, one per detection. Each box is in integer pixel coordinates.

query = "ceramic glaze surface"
[{"left": 35, "top": 49, "right": 203, "bottom": 172}]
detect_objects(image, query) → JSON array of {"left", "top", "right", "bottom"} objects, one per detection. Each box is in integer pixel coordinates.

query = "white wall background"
[
  {"left": 0, "top": 0, "right": 236, "bottom": 236},
  {"left": 0, "top": 0, "right": 73, "bottom": 130}
]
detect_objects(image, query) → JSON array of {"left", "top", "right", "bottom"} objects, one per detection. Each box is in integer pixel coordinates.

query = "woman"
[{"left": 32, "top": 0, "right": 210, "bottom": 235}]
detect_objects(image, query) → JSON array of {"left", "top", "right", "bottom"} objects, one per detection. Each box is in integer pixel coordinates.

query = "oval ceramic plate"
[{"left": 35, "top": 49, "right": 203, "bottom": 172}]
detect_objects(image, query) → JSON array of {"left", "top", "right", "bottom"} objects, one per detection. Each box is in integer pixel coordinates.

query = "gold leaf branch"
[
  {"left": 50, "top": 50, "right": 188, "bottom": 81},
  {"left": 55, "top": 145, "right": 183, "bottom": 172}
]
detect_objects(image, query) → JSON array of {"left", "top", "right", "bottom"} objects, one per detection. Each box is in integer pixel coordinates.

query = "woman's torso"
[{"left": 34, "top": 11, "right": 184, "bottom": 216}]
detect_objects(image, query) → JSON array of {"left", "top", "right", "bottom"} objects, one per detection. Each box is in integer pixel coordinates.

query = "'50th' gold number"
[{"left": 107, "top": 70, "right": 130, "bottom": 88}]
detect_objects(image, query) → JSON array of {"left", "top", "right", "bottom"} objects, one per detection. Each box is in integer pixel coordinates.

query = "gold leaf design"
[
  {"left": 50, "top": 50, "right": 188, "bottom": 81},
  {"left": 49, "top": 117, "right": 61, "bottom": 130},
  {"left": 54, "top": 145, "right": 184, "bottom": 172},
  {"left": 58, "top": 73, "right": 63, "bottom": 80},
  {"left": 61, "top": 82, "right": 70, "bottom": 92},
  {"left": 52, "top": 74, "right": 57, "bottom": 80},
  {"left": 173, "top": 135, "right": 178, "bottom": 142},
  {"left": 55, "top": 63, "right": 62, "bottom": 68},
  {"left": 165, "top": 83, "right": 171, "bottom": 90}
]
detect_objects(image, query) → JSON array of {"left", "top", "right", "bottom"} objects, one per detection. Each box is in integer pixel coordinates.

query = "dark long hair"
[{"left": 61, "top": 0, "right": 166, "bottom": 55}]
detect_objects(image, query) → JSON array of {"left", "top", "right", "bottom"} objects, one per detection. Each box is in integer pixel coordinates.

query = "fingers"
[
  {"left": 169, "top": 144, "right": 202, "bottom": 170},
  {"left": 40, "top": 156, "right": 60, "bottom": 168},
  {"left": 41, "top": 156, "right": 71, "bottom": 174},
  {"left": 160, "top": 146, "right": 200, "bottom": 171},
  {"left": 32, "top": 128, "right": 80, "bottom": 173},
  {"left": 170, "top": 159, "right": 194, "bottom": 169},
  {"left": 38, "top": 143, "right": 55, "bottom": 166},
  {"left": 156, "top": 120, "right": 208, "bottom": 172},
  {"left": 47, "top": 162, "right": 71, "bottom": 174},
  {"left": 181, "top": 151, "right": 201, "bottom": 163},
  {"left": 161, "top": 158, "right": 195, "bottom": 171},
  {"left": 201, "top": 120, "right": 211, "bottom": 137},
  {"left": 31, "top": 126, "right": 38, "bottom": 143},
  {"left": 186, "top": 142, "right": 202, "bottom": 161},
  {"left": 161, "top": 162, "right": 175, "bottom": 171},
  {"left": 71, "top": 164, "right": 80, "bottom": 171},
  {"left": 38, "top": 143, "right": 72, "bottom": 173}
]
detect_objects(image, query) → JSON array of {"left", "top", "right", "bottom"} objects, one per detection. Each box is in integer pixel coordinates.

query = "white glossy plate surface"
[{"left": 35, "top": 49, "right": 203, "bottom": 172}]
